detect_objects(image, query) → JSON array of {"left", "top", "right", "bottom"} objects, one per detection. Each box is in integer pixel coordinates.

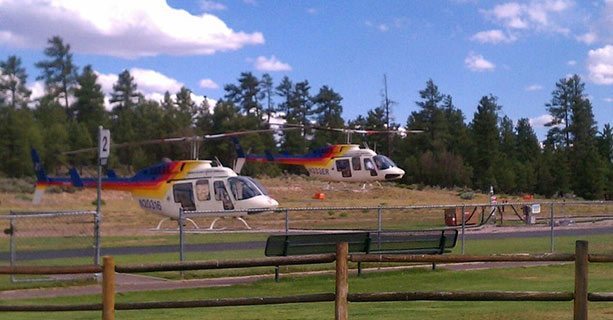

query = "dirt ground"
[{"left": 0, "top": 176, "right": 496, "bottom": 236}]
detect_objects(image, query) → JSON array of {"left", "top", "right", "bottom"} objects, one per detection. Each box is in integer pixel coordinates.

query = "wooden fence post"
[
  {"left": 102, "top": 256, "right": 116, "bottom": 320},
  {"left": 335, "top": 242, "right": 349, "bottom": 320},
  {"left": 574, "top": 241, "right": 588, "bottom": 320}
]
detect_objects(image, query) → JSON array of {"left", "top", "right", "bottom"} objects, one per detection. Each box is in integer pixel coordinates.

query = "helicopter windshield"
[
  {"left": 228, "top": 176, "right": 267, "bottom": 201},
  {"left": 373, "top": 155, "right": 397, "bottom": 170}
]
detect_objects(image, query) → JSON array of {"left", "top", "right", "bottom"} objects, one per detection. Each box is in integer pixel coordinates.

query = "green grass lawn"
[{"left": 1, "top": 262, "right": 612, "bottom": 319}]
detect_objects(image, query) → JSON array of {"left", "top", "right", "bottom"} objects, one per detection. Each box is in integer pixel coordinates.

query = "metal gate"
[{"left": 1, "top": 210, "right": 98, "bottom": 282}]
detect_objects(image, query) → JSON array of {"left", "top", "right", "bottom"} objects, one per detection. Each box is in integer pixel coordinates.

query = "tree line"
[{"left": 0, "top": 36, "right": 611, "bottom": 199}]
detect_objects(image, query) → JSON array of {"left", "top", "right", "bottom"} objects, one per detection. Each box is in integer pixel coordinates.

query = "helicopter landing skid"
[
  {"left": 208, "top": 217, "right": 252, "bottom": 230},
  {"left": 155, "top": 217, "right": 200, "bottom": 230}
]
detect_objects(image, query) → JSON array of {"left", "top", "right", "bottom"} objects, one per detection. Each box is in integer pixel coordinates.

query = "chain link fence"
[
  {"left": 0, "top": 210, "right": 98, "bottom": 282},
  {"left": 174, "top": 200, "right": 613, "bottom": 263}
]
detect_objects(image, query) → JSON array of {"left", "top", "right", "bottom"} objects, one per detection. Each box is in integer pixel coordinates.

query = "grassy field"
[
  {"left": 0, "top": 178, "right": 612, "bottom": 319},
  {"left": 1, "top": 260, "right": 612, "bottom": 319}
]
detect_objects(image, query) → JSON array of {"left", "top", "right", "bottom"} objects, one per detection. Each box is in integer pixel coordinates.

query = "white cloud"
[
  {"left": 254, "top": 55, "right": 292, "bottom": 72},
  {"left": 306, "top": 7, "right": 317, "bottom": 15},
  {"left": 525, "top": 84, "right": 543, "bottom": 91},
  {"left": 603, "top": 97, "right": 613, "bottom": 103},
  {"left": 567, "top": 60, "right": 577, "bottom": 66},
  {"left": 587, "top": 45, "right": 613, "bottom": 85},
  {"left": 200, "top": 0, "right": 226, "bottom": 12},
  {"left": 28, "top": 81, "right": 45, "bottom": 100},
  {"left": 0, "top": 0, "right": 264, "bottom": 58},
  {"left": 482, "top": 0, "right": 573, "bottom": 33},
  {"left": 199, "top": 78, "right": 220, "bottom": 90},
  {"left": 130, "top": 68, "right": 184, "bottom": 94},
  {"left": 95, "top": 68, "right": 210, "bottom": 110},
  {"left": 576, "top": 32, "right": 597, "bottom": 44},
  {"left": 529, "top": 114, "right": 555, "bottom": 128},
  {"left": 464, "top": 52, "right": 496, "bottom": 72},
  {"left": 470, "top": 29, "right": 516, "bottom": 44}
]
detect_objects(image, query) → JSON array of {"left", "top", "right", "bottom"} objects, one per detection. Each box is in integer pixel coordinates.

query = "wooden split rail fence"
[{"left": 0, "top": 241, "right": 612, "bottom": 320}]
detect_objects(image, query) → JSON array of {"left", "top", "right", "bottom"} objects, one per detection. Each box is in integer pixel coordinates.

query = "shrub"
[{"left": 0, "top": 178, "right": 35, "bottom": 193}]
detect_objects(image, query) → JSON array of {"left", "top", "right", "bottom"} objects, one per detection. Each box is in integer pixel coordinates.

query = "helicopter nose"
[
  {"left": 268, "top": 197, "right": 280, "bottom": 207},
  {"left": 384, "top": 168, "right": 405, "bottom": 180}
]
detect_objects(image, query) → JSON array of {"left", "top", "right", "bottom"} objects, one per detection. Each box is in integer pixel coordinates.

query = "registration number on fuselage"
[
  {"left": 307, "top": 167, "right": 330, "bottom": 176},
  {"left": 139, "top": 199, "right": 162, "bottom": 211}
]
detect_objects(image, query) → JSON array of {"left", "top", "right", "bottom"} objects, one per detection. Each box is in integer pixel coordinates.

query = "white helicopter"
[
  {"left": 234, "top": 125, "right": 421, "bottom": 184},
  {"left": 32, "top": 130, "right": 281, "bottom": 229}
]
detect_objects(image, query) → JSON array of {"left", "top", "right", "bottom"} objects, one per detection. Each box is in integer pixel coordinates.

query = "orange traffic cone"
[{"left": 312, "top": 192, "right": 325, "bottom": 200}]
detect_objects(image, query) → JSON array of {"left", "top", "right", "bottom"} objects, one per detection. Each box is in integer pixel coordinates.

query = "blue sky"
[{"left": 1, "top": 0, "right": 611, "bottom": 140}]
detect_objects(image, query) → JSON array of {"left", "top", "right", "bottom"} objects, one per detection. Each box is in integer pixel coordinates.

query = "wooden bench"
[
  {"left": 265, "top": 232, "right": 370, "bottom": 281},
  {"left": 367, "top": 229, "right": 458, "bottom": 271},
  {"left": 264, "top": 230, "right": 457, "bottom": 280}
]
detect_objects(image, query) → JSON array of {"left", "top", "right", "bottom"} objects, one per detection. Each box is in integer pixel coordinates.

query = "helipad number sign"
[{"left": 99, "top": 128, "right": 110, "bottom": 160}]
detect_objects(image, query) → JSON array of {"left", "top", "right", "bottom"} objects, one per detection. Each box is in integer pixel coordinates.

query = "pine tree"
[
  {"left": 545, "top": 75, "right": 583, "bottom": 148},
  {"left": 174, "top": 86, "right": 196, "bottom": 130},
  {"left": 110, "top": 70, "right": 141, "bottom": 111},
  {"left": 72, "top": 65, "right": 107, "bottom": 139},
  {"left": 33, "top": 96, "right": 69, "bottom": 170},
  {"left": 259, "top": 73, "right": 275, "bottom": 123},
  {"left": 224, "top": 72, "right": 262, "bottom": 117},
  {"left": 569, "top": 89, "right": 604, "bottom": 199},
  {"left": 275, "top": 76, "right": 293, "bottom": 119},
  {"left": 35, "top": 36, "right": 78, "bottom": 110},
  {"left": 0, "top": 106, "right": 42, "bottom": 176},
  {"left": 311, "top": 85, "right": 344, "bottom": 146},
  {"left": 497, "top": 116, "right": 517, "bottom": 192},
  {"left": 109, "top": 70, "right": 141, "bottom": 168},
  {"left": 0, "top": 55, "right": 31, "bottom": 108},
  {"left": 469, "top": 95, "right": 501, "bottom": 192}
]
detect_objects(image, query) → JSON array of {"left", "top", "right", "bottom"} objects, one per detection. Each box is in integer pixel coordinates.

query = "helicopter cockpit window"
[
  {"left": 373, "top": 155, "right": 396, "bottom": 170},
  {"left": 364, "top": 158, "right": 377, "bottom": 176},
  {"left": 213, "top": 181, "right": 234, "bottom": 210},
  {"left": 195, "top": 179, "right": 210, "bottom": 201},
  {"left": 173, "top": 182, "right": 196, "bottom": 211},
  {"left": 229, "top": 177, "right": 263, "bottom": 201},
  {"left": 335, "top": 159, "right": 351, "bottom": 177},
  {"left": 352, "top": 157, "right": 361, "bottom": 171}
]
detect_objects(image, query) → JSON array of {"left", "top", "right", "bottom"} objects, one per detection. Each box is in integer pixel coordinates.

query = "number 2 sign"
[{"left": 99, "top": 127, "right": 111, "bottom": 160}]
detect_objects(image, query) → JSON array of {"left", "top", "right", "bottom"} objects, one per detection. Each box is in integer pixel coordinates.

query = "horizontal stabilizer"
[
  {"left": 69, "top": 168, "right": 84, "bottom": 187},
  {"left": 31, "top": 148, "right": 48, "bottom": 182},
  {"left": 231, "top": 137, "right": 245, "bottom": 158},
  {"left": 264, "top": 150, "right": 275, "bottom": 162},
  {"left": 106, "top": 169, "right": 117, "bottom": 179}
]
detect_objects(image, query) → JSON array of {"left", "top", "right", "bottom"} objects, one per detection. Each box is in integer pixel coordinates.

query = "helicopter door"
[
  {"left": 213, "top": 180, "right": 234, "bottom": 210},
  {"left": 173, "top": 182, "right": 196, "bottom": 211},
  {"left": 335, "top": 159, "right": 351, "bottom": 178},
  {"left": 364, "top": 158, "right": 377, "bottom": 176}
]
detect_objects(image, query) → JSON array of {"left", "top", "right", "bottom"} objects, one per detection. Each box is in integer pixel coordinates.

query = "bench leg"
[
  {"left": 275, "top": 266, "right": 280, "bottom": 282},
  {"left": 358, "top": 262, "right": 362, "bottom": 277},
  {"left": 432, "top": 262, "right": 436, "bottom": 270}
]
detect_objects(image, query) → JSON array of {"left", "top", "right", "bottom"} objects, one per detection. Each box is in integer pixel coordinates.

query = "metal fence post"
[
  {"left": 179, "top": 208, "right": 185, "bottom": 263},
  {"left": 550, "top": 203, "right": 555, "bottom": 253},
  {"left": 102, "top": 256, "right": 115, "bottom": 320},
  {"left": 179, "top": 208, "right": 185, "bottom": 279},
  {"left": 574, "top": 240, "right": 588, "bottom": 320},
  {"left": 284, "top": 209, "right": 289, "bottom": 235},
  {"left": 461, "top": 204, "right": 465, "bottom": 255},
  {"left": 9, "top": 212, "right": 16, "bottom": 283},
  {"left": 94, "top": 211, "right": 101, "bottom": 266},
  {"left": 377, "top": 206, "right": 382, "bottom": 251},
  {"left": 335, "top": 242, "right": 349, "bottom": 320}
]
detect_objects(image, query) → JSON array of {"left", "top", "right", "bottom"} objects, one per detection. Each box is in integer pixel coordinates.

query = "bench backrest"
[
  {"left": 265, "top": 232, "right": 371, "bottom": 256},
  {"left": 368, "top": 229, "right": 458, "bottom": 254}
]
